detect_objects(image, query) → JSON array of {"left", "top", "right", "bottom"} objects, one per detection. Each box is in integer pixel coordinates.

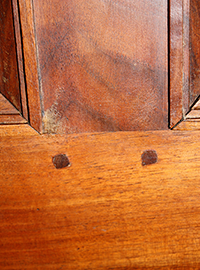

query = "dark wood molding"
[{"left": 11, "top": 0, "right": 28, "bottom": 120}]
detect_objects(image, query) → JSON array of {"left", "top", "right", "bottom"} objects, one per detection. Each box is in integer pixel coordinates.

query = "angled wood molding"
[{"left": 170, "top": 0, "right": 200, "bottom": 130}]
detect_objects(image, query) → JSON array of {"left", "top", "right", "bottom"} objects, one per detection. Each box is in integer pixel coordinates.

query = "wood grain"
[
  {"left": 0, "top": 124, "right": 37, "bottom": 136},
  {"left": 0, "top": 93, "right": 27, "bottom": 124},
  {"left": 12, "top": 0, "right": 28, "bottom": 120},
  {"left": 0, "top": 0, "right": 21, "bottom": 111},
  {"left": 18, "top": 0, "right": 42, "bottom": 132},
  {"left": 0, "top": 93, "right": 19, "bottom": 115},
  {"left": 174, "top": 98, "right": 200, "bottom": 130},
  {"left": 169, "top": 0, "right": 184, "bottom": 128},
  {"left": 190, "top": 0, "right": 200, "bottom": 105},
  {"left": 1, "top": 129, "right": 200, "bottom": 268},
  {"left": 0, "top": 114, "right": 27, "bottom": 125},
  {"left": 174, "top": 119, "right": 200, "bottom": 130},
  {"left": 169, "top": 0, "right": 191, "bottom": 128},
  {"left": 31, "top": 0, "right": 168, "bottom": 133}
]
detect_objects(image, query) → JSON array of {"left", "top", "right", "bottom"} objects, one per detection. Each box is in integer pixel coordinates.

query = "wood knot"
[
  {"left": 141, "top": 150, "right": 158, "bottom": 166},
  {"left": 52, "top": 154, "right": 70, "bottom": 169}
]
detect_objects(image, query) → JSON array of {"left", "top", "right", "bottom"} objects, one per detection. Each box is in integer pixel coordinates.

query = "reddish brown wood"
[
  {"left": 0, "top": 93, "right": 27, "bottom": 124},
  {"left": 12, "top": 0, "right": 28, "bottom": 120},
  {"left": 190, "top": 0, "right": 200, "bottom": 105},
  {"left": 173, "top": 96, "right": 200, "bottom": 130},
  {"left": 183, "top": 0, "right": 190, "bottom": 112},
  {"left": 27, "top": 0, "right": 168, "bottom": 133},
  {"left": 18, "top": 0, "right": 42, "bottom": 132},
  {"left": 0, "top": 123, "right": 37, "bottom": 136},
  {"left": 169, "top": 0, "right": 184, "bottom": 128},
  {"left": 1, "top": 129, "right": 200, "bottom": 268},
  {"left": 0, "top": 0, "right": 21, "bottom": 111},
  {"left": 0, "top": 93, "right": 19, "bottom": 115},
  {"left": 0, "top": 114, "right": 27, "bottom": 124}
]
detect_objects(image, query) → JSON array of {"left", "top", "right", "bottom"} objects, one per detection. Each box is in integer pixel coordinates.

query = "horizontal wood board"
[
  {"left": 0, "top": 93, "right": 27, "bottom": 124},
  {"left": 1, "top": 129, "right": 200, "bottom": 268}
]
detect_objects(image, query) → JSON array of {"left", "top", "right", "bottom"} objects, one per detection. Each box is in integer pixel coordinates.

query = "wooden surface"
[
  {"left": 169, "top": 0, "right": 190, "bottom": 128},
  {"left": 0, "top": 124, "right": 37, "bottom": 136},
  {"left": 18, "top": 0, "right": 42, "bottom": 132},
  {"left": 1, "top": 128, "right": 200, "bottom": 268},
  {"left": 169, "top": 0, "right": 184, "bottom": 128},
  {"left": 28, "top": 0, "right": 168, "bottom": 133},
  {"left": 190, "top": 0, "right": 200, "bottom": 105},
  {"left": 0, "top": 0, "right": 21, "bottom": 111},
  {"left": 0, "top": 94, "right": 19, "bottom": 115},
  {"left": 0, "top": 94, "right": 27, "bottom": 125},
  {"left": 12, "top": 0, "right": 28, "bottom": 120},
  {"left": 174, "top": 99, "right": 200, "bottom": 130}
]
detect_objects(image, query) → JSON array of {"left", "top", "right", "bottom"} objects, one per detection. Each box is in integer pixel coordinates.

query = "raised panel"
[{"left": 19, "top": 0, "right": 168, "bottom": 133}]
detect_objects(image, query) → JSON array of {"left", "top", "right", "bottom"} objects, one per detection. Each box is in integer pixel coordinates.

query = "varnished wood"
[
  {"left": 174, "top": 98, "right": 200, "bottom": 130},
  {"left": 12, "top": 0, "right": 28, "bottom": 120},
  {"left": 19, "top": 0, "right": 168, "bottom": 133},
  {"left": 1, "top": 129, "right": 200, "bottom": 268},
  {"left": 0, "top": 0, "right": 21, "bottom": 111},
  {"left": 0, "top": 123, "right": 37, "bottom": 136},
  {"left": 0, "top": 93, "right": 27, "bottom": 124},
  {"left": 0, "top": 93, "right": 19, "bottom": 115},
  {"left": 173, "top": 119, "right": 200, "bottom": 130},
  {"left": 169, "top": 0, "right": 184, "bottom": 128},
  {"left": 18, "top": 0, "right": 42, "bottom": 132},
  {"left": 0, "top": 114, "right": 27, "bottom": 125},
  {"left": 190, "top": 0, "right": 200, "bottom": 105},
  {"left": 170, "top": 0, "right": 190, "bottom": 128}
]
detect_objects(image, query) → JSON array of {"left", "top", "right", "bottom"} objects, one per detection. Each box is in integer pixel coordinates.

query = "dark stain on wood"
[
  {"left": 52, "top": 154, "right": 70, "bottom": 169},
  {"left": 141, "top": 150, "right": 158, "bottom": 166}
]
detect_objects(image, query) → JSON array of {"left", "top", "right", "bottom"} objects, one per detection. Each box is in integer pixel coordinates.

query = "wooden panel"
[
  {"left": 169, "top": 0, "right": 184, "bottom": 128},
  {"left": 1, "top": 129, "right": 200, "bottom": 268},
  {"left": 0, "top": 124, "right": 37, "bottom": 136},
  {"left": 173, "top": 98, "right": 200, "bottom": 130},
  {"left": 0, "top": 93, "right": 27, "bottom": 124},
  {"left": 0, "top": 93, "right": 19, "bottom": 115},
  {"left": 12, "top": 0, "right": 28, "bottom": 120},
  {"left": 0, "top": 114, "right": 27, "bottom": 125},
  {"left": 169, "top": 0, "right": 190, "bottom": 128},
  {"left": 30, "top": 0, "right": 168, "bottom": 133},
  {"left": 190, "top": 0, "right": 200, "bottom": 105},
  {"left": 18, "top": 0, "right": 42, "bottom": 132},
  {"left": 0, "top": 0, "right": 21, "bottom": 111}
]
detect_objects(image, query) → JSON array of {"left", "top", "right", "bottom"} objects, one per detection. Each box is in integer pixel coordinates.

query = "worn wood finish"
[
  {"left": 18, "top": 0, "right": 42, "bottom": 132},
  {"left": 29, "top": 0, "right": 168, "bottom": 133},
  {"left": 1, "top": 129, "right": 200, "bottom": 268},
  {"left": 190, "top": 0, "right": 200, "bottom": 105},
  {"left": 0, "top": 0, "right": 21, "bottom": 111}
]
